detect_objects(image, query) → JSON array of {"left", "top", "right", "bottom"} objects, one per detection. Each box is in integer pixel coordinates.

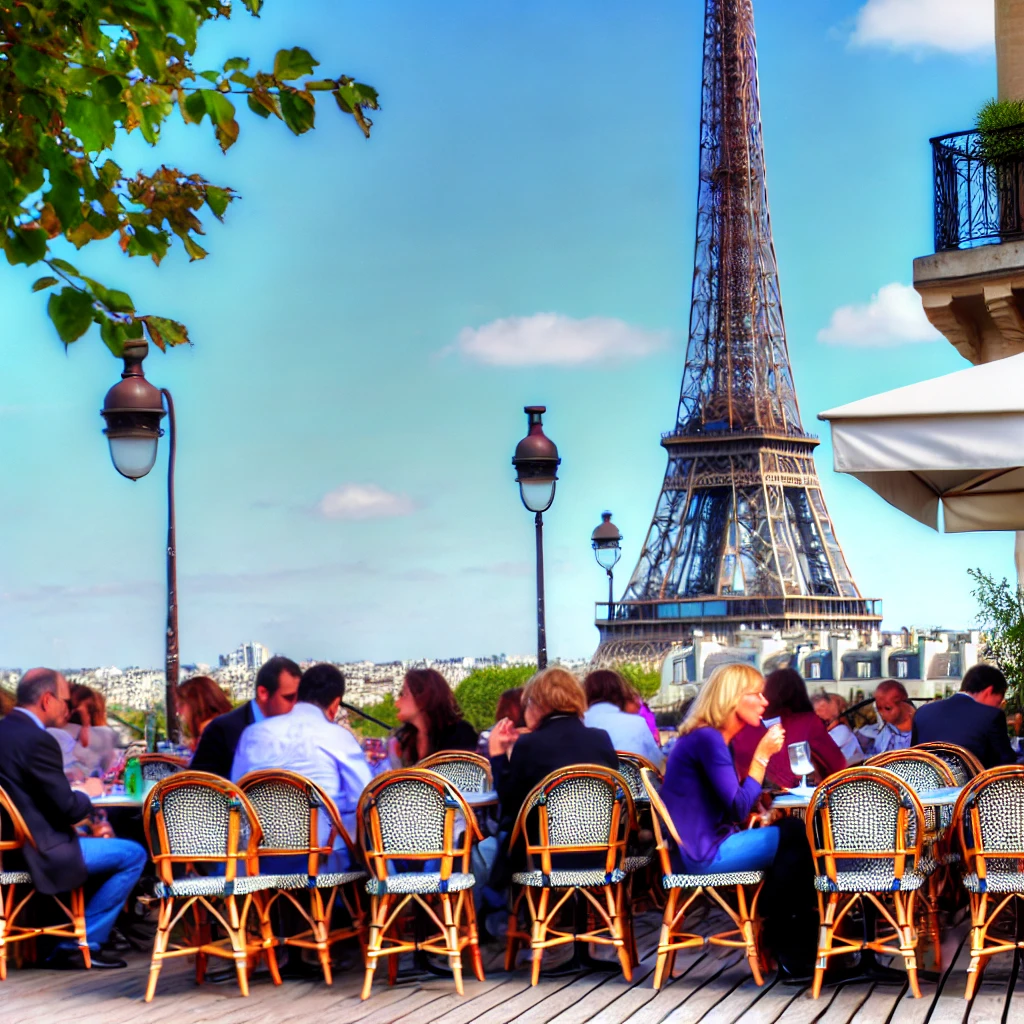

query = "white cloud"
[
  {"left": 448, "top": 313, "right": 670, "bottom": 367},
  {"left": 851, "top": 0, "right": 994, "bottom": 55},
  {"left": 317, "top": 484, "right": 418, "bottom": 521},
  {"left": 817, "top": 282, "right": 943, "bottom": 347}
]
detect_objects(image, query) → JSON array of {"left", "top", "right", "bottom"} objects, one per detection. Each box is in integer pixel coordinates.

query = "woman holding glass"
[{"left": 661, "top": 663, "right": 815, "bottom": 979}]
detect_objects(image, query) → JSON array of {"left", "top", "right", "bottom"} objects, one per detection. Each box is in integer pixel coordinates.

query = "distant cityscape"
[{"left": 0, "top": 641, "right": 590, "bottom": 712}]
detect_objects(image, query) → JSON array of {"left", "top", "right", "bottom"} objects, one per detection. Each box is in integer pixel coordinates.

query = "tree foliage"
[
  {"left": 969, "top": 567, "right": 1024, "bottom": 711},
  {"left": 617, "top": 662, "right": 662, "bottom": 701},
  {"left": 454, "top": 665, "right": 535, "bottom": 732},
  {"left": 0, "top": 1, "right": 378, "bottom": 354},
  {"left": 350, "top": 692, "right": 398, "bottom": 739}
]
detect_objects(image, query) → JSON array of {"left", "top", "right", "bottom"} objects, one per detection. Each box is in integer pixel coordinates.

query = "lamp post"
[
  {"left": 591, "top": 511, "right": 622, "bottom": 620},
  {"left": 101, "top": 339, "right": 180, "bottom": 744},
  {"left": 512, "top": 406, "right": 560, "bottom": 671}
]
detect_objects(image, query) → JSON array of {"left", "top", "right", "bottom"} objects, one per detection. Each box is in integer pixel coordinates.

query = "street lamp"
[
  {"left": 101, "top": 339, "right": 180, "bottom": 743},
  {"left": 512, "top": 406, "right": 560, "bottom": 670},
  {"left": 591, "top": 511, "right": 622, "bottom": 619}
]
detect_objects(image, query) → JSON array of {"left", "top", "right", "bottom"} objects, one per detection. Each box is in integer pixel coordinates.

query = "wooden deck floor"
[{"left": 3, "top": 909, "right": 1022, "bottom": 1024}]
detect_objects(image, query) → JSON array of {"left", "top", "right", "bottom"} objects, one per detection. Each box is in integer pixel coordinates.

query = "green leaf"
[
  {"left": 46, "top": 170, "right": 83, "bottom": 230},
  {"left": 47, "top": 287, "right": 95, "bottom": 344},
  {"left": 199, "top": 70, "right": 220, "bottom": 84},
  {"left": 274, "top": 47, "right": 318, "bottom": 81},
  {"left": 279, "top": 91, "right": 315, "bottom": 135},
  {"left": 83, "top": 278, "right": 135, "bottom": 313},
  {"left": 65, "top": 96, "right": 117, "bottom": 152},
  {"left": 49, "top": 258, "right": 80, "bottom": 277},
  {"left": 306, "top": 79, "right": 336, "bottom": 92},
  {"left": 32, "top": 276, "right": 59, "bottom": 291},
  {"left": 224, "top": 57, "right": 250, "bottom": 72},
  {"left": 142, "top": 315, "right": 190, "bottom": 351},
  {"left": 5, "top": 228, "right": 48, "bottom": 265},
  {"left": 205, "top": 186, "right": 231, "bottom": 220},
  {"left": 241, "top": 0, "right": 264, "bottom": 13},
  {"left": 181, "top": 234, "right": 208, "bottom": 261},
  {"left": 247, "top": 94, "right": 273, "bottom": 118}
]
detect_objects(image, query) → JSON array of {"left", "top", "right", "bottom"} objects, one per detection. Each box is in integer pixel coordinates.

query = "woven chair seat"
[
  {"left": 0, "top": 871, "right": 32, "bottom": 885},
  {"left": 963, "top": 870, "right": 1024, "bottom": 894},
  {"left": 153, "top": 874, "right": 283, "bottom": 898},
  {"left": 814, "top": 863, "right": 932, "bottom": 893},
  {"left": 624, "top": 853, "right": 653, "bottom": 872},
  {"left": 268, "top": 870, "right": 367, "bottom": 890},
  {"left": 663, "top": 869, "right": 764, "bottom": 889},
  {"left": 512, "top": 867, "right": 627, "bottom": 888},
  {"left": 365, "top": 871, "right": 475, "bottom": 895}
]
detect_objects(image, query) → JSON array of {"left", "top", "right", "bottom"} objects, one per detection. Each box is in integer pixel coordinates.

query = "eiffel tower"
[{"left": 594, "top": 0, "right": 881, "bottom": 662}]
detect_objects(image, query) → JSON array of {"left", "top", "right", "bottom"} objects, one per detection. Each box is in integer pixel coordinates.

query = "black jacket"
[
  {"left": 189, "top": 701, "right": 255, "bottom": 779},
  {"left": 911, "top": 692, "right": 1018, "bottom": 770},
  {"left": 490, "top": 713, "right": 619, "bottom": 835},
  {"left": 0, "top": 709, "right": 92, "bottom": 895}
]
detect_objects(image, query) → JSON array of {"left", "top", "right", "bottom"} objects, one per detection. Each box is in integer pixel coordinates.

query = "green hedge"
[{"left": 454, "top": 666, "right": 536, "bottom": 731}]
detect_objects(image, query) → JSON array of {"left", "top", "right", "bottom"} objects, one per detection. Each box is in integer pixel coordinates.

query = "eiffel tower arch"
[{"left": 593, "top": 0, "right": 881, "bottom": 664}]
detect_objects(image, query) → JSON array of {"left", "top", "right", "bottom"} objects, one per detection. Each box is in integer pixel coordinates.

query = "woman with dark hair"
[
  {"left": 732, "top": 668, "right": 845, "bottom": 789},
  {"left": 494, "top": 687, "right": 525, "bottom": 730},
  {"left": 389, "top": 668, "right": 478, "bottom": 766},
  {"left": 48, "top": 684, "right": 120, "bottom": 779},
  {"left": 177, "top": 676, "right": 233, "bottom": 751},
  {"left": 582, "top": 669, "right": 663, "bottom": 764}
]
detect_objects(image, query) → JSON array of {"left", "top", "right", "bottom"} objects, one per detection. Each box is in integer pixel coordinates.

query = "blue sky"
[{"left": 0, "top": 0, "right": 1011, "bottom": 668}]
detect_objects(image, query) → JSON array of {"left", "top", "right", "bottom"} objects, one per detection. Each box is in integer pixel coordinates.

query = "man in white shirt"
[
  {"left": 231, "top": 663, "right": 372, "bottom": 870},
  {"left": 863, "top": 680, "right": 915, "bottom": 755}
]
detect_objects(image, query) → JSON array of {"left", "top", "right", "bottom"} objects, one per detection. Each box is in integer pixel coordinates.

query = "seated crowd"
[{"left": 0, "top": 655, "right": 1018, "bottom": 981}]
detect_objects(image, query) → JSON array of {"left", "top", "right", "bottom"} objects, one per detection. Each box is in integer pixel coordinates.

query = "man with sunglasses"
[
  {"left": 190, "top": 654, "right": 301, "bottom": 778},
  {"left": 0, "top": 668, "right": 146, "bottom": 969}
]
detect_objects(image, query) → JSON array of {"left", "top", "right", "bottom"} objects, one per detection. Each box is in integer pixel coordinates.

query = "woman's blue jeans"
[{"left": 681, "top": 825, "right": 780, "bottom": 874}]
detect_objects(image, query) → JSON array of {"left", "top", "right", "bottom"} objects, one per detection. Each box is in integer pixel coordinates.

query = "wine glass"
[{"left": 788, "top": 741, "right": 814, "bottom": 791}]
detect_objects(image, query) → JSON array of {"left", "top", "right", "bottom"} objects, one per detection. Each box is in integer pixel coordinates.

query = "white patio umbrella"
[{"left": 817, "top": 352, "right": 1024, "bottom": 535}]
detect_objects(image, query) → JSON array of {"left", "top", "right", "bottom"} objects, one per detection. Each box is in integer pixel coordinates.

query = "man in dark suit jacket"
[
  {"left": 190, "top": 655, "right": 301, "bottom": 777},
  {"left": 912, "top": 664, "right": 1018, "bottom": 770},
  {"left": 0, "top": 669, "right": 146, "bottom": 968}
]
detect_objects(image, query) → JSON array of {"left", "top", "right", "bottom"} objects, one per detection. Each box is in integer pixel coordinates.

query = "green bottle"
[{"left": 124, "top": 757, "right": 142, "bottom": 798}]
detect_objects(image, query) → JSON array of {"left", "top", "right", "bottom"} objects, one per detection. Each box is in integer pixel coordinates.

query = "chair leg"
[
  {"left": 610, "top": 886, "right": 632, "bottom": 983},
  {"left": 965, "top": 893, "right": 988, "bottom": 1001},
  {"left": 439, "top": 894, "right": 464, "bottom": 995},
  {"left": 812, "top": 893, "right": 837, "bottom": 1000},
  {"left": 462, "top": 893, "right": 485, "bottom": 982},
  {"left": 734, "top": 885, "right": 763, "bottom": 987},
  {"left": 310, "top": 888, "right": 333, "bottom": 985},
  {"left": 145, "top": 898, "right": 174, "bottom": 1003},
  {"left": 530, "top": 889, "right": 549, "bottom": 987},
  {"left": 70, "top": 889, "right": 90, "bottom": 968},
  {"left": 361, "top": 895, "right": 388, "bottom": 1000},
  {"left": 894, "top": 893, "right": 921, "bottom": 999},
  {"left": 0, "top": 885, "right": 9, "bottom": 981},
  {"left": 505, "top": 889, "right": 523, "bottom": 972},
  {"left": 224, "top": 896, "right": 250, "bottom": 998},
  {"left": 653, "top": 888, "right": 678, "bottom": 990},
  {"left": 253, "top": 894, "right": 282, "bottom": 987}
]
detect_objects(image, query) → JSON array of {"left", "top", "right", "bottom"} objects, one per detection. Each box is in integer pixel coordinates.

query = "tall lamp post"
[
  {"left": 512, "top": 406, "right": 560, "bottom": 670},
  {"left": 591, "top": 511, "right": 622, "bottom": 620},
  {"left": 100, "top": 339, "right": 180, "bottom": 744}
]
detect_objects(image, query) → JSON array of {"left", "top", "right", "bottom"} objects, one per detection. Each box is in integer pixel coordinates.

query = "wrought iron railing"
[{"left": 932, "top": 126, "right": 1024, "bottom": 251}]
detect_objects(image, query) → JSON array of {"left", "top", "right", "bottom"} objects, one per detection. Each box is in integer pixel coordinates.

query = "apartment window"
[
  {"left": 857, "top": 661, "right": 871, "bottom": 680},
  {"left": 809, "top": 662, "right": 821, "bottom": 680},
  {"left": 896, "top": 660, "right": 908, "bottom": 679}
]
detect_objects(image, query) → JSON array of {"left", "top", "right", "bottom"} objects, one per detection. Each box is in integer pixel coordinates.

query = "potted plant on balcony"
[{"left": 976, "top": 99, "right": 1024, "bottom": 241}]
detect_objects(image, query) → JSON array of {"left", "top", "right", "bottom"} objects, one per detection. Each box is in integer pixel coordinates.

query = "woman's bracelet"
[{"left": 754, "top": 755, "right": 770, "bottom": 768}]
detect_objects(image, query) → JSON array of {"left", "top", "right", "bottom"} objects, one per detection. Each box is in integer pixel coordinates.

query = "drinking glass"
[{"left": 788, "top": 741, "right": 814, "bottom": 790}]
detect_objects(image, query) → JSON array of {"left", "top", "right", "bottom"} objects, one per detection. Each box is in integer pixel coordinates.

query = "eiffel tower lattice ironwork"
[{"left": 594, "top": 0, "right": 881, "bottom": 662}]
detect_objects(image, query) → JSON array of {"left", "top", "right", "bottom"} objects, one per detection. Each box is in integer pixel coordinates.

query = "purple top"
[
  {"left": 661, "top": 726, "right": 761, "bottom": 866},
  {"left": 637, "top": 702, "right": 660, "bottom": 744}
]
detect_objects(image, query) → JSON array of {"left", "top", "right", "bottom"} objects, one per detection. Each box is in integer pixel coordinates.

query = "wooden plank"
[
  {"left": 845, "top": 984, "right": 906, "bottom": 1024},
  {"left": 417, "top": 975, "right": 539, "bottom": 1024},
  {"left": 813, "top": 982, "right": 874, "bottom": 1024},
  {"left": 728, "top": 977, "right": 806, "bottom": 1024},
  {"left": 689, "top": 975, "right": 784, "bottom": 1024}
]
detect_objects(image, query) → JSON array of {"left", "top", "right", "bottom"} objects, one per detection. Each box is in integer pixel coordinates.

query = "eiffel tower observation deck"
[{"left": 594, "top": 0, "right": 881, "bottom": 663}]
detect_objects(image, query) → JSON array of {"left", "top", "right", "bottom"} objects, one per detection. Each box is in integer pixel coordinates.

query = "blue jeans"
[
  {"left": 681, "top": 826, "right": 780, "bottom": 875},
  {"left": 63, "top": 838, "right": 147, "bottom": 951}
]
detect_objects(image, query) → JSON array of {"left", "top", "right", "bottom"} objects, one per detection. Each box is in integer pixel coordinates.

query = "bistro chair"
[
  {"left": 505, "top": 765, "right": 635, "bottom": 986},
  {"left": 864, "top": 749, "right": 957, "bottom": 967},
  {"left": 639, "top": 767, "right": 766, "bottom": 989},
  {"left": 616, "top": 753, "right": 663, "bottom": 913},
  {"left": 142, "top": 771, "right": 288, "bottom": 1001},
  {"left": 137, "top": 753, "right": 190, "bottom": 782},
  {"left": 239, "top": 770, "right": 368, "bottom": 984},
  {"left": 955, "top": 764, "right": 1024, "bottom": 999},
  {"left": 357, "top": 768, "right": 484, "bottom": 999},
  {"left": 806, "top": 766, "right": 931, "bottom": 999},
  {"left": 419, "top": 751, "right": 493, "bottom": 793},
  {"left": 0, "top": 785, "right": 90, "bottom": 979},
  {"left": 917, "top": 743, "right": 983, "bottom": 786}
]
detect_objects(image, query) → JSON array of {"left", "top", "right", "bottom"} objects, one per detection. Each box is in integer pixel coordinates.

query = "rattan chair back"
[
  {"left": 916, "top": 742, "right": 983, "bottom": 786},
  {"left": 418, "top": 750, "right": 493, "bottom": 793}
]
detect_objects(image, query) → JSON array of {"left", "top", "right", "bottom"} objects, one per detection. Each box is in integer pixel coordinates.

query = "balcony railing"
[{"left": 932, "top": 126, "right": 1024, "bottom": 251}]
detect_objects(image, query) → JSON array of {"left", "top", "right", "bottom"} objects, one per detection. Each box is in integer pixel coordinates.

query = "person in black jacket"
[
  {"left": 389, "top": 668, "right": 478, "bottom": 766},
  {"left": 912, "top": 664, "right": 1019, "bottom": 769},
  {"left": 190, "top": 655, "right": 301, "bottom": 778},
  {"left": 489, "top": 666, "right": 618, "bottom": 845},
  {"left": 0, "top": 669, "right": 146, "bottom": 969}
]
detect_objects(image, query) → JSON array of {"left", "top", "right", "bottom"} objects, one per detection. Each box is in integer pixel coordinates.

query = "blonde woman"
[{"left": 662, "top": 663, "right": 815, "bottom": 980}]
